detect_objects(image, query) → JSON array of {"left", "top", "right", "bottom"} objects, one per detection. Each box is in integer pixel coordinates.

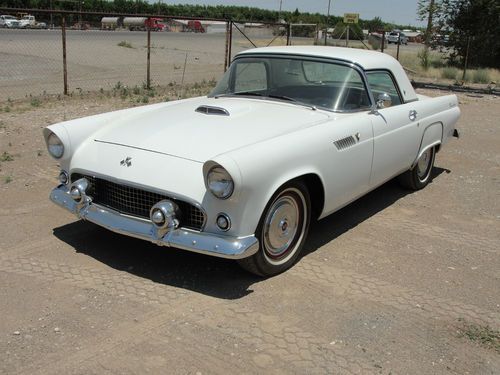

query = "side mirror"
[{"left": 376, "top": 93, "right": 392, "bottom": 109}]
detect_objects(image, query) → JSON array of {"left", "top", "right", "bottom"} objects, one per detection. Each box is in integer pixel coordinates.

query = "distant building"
[{"left": 403, "top": 30, "right": 423, "bottom": 43}]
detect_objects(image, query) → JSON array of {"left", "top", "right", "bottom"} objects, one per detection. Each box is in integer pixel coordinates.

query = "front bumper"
[{"left": 50, "top": 184, "right": 259, "bottom": 259}]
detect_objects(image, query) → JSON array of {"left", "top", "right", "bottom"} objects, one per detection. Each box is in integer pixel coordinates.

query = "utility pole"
[
  {"left": 324, "top": 0, "right": 331, "bottom": 46},
  {"left": 278, "top": 0, "right": 283, "bottom": 22}
]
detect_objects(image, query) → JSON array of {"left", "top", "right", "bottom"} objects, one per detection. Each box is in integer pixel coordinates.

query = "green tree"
[
  {"left": 417, "top": 0, "right": 443, "bottom": 47},
  {"left": 436, "top": 0, "right": 499, "bottom": 68}
]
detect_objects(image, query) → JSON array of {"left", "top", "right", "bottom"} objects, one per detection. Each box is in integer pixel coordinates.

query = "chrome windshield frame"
[{"left": 209, "top": 52, "right": 375, "bottom": 114}]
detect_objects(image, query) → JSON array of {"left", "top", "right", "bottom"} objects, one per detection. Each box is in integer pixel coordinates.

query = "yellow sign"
[{"left": 343, "top": 13, "right": 359, "bottom": 24}]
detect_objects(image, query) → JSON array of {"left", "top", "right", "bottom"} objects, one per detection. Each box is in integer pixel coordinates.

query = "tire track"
[
  {"left": 291, "top": 258, "right": 499, "bottom": 328},
  {"left": 0, "top": 254, "right": 189, "bottom": 305},
  {"left": 0, "top": 253, "right": 379, "bottom": 374},
  {"left": 371, "top": 213, "right": 499, "bottom": 254}
]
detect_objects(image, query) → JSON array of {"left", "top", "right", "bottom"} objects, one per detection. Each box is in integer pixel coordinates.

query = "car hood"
[{"left": 92, "top": 97, "right": 330, "bottom": 163}]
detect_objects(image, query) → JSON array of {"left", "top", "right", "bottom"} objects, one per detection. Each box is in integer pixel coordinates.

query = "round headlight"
[
  {"left": 47, "top": 132, "right": 64, "bottom": 159},
  {"left": 207, "top": 166, "right": 234, "bottom": 199}
]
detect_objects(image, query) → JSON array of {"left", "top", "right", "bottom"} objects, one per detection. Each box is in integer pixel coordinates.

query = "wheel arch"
[
  {"left": 264, "top": 171, "right": 325, "bottom": 222},
  {"left": 412, "top": 121, "right": 443, "bottom": 169}
]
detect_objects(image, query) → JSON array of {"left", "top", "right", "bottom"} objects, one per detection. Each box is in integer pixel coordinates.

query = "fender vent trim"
[
  {"left": 334, "top": 135, "right": 357, "bottom": 151},
  {"left": 195, "top": 105, "right": 230, "bottom": 116}
]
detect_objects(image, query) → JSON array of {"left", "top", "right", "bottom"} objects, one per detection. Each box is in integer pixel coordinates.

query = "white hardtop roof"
[
  {"left": 237, "top": 46, "right": 399, "bottom": 71},
  {"left": 236, "top": 46, "right": 417, "bottom": 102}
]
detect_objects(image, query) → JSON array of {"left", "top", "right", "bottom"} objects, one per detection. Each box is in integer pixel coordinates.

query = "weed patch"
[
  {"left": 0, "top": 151, "right": 14, "bottom": 162},
  {"left": 457, "top": 319, "right": 500, "bottom": 353},
  {"left": 117, "top": 40, "right": 134, "bottom": 49}
]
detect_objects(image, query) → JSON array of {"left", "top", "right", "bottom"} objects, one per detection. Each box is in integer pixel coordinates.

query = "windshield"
[{"left": 210, "top": 56, "right": 371, "bottom": 111}]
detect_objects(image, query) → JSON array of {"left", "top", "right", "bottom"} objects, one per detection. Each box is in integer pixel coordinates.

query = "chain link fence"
[{"left": 0, "top": 9, "right": 292, "bottom": 102}]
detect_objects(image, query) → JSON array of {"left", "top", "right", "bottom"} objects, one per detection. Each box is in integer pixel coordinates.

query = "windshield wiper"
[
  {"left": 217, "top": 92, "right": 316, "bottom": 110},
  {"left": 266, "top": 94, "right": 317, "bottom": 110}
]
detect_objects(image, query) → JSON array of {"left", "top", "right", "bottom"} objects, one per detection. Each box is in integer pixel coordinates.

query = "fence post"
[
  {"left": 396, "top": 32, "right": 400, "bottom": 60},
  {"left": 224, "top": 21, "right": 230, "bottom": 71},
  {"left": 461, "top": 36, "right": 470, "bottom": 82},
  {"left": 228, "top": 21, "right": 233, "bottom": 64},
  {"left": 286, "top": 23, "right": 291, "bottom": 45},
  {"left": 61, "top": 16, "right": 68, "bottom": 95},
  {"left": 146, "top": 25, "right": 151, "bottom": 89}
]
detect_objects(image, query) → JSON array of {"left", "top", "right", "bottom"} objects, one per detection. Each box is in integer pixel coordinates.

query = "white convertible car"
[{"left": 45, "top": 46, "right": 460, "bottom": 276}]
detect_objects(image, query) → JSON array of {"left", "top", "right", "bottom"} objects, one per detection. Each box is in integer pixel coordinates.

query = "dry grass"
[{"left": 389, "top": 49, "right": 500, "bottom": 85}]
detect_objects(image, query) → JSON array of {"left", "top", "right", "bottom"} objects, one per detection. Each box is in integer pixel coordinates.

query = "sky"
[{"left": 165, "top": 0, "right": 424, "bottom": 27}]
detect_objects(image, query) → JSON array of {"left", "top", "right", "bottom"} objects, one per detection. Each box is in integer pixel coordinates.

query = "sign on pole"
[{"left": 343, "top": 13, "right": 359, "bottom": 24}]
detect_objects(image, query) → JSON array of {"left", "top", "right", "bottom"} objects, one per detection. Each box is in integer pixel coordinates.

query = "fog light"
[
  {"left": 151, "top": 208, "right": 166, "bottom": 226},
  {"left": 216, "top": 213, "right": 231, "bottom": 231},
  {"left": 149, "top": 200, "right": 180, "bottom": 231},
  {"left": 69, "top": 178, "right": 89, "bottom": 203},
  {"left": 58, "top": 170, "right": 69, "bottom": 185},
  {"left": 70, "top": 186, "right": 82, "bottom": 202}
]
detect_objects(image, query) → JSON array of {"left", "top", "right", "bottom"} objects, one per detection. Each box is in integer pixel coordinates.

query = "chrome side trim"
[{"left": 50, "top": 185, "right": 258, "bottom": 260}]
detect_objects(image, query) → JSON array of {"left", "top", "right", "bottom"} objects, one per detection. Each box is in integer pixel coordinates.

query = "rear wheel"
[
  {"left": 238, "top": 181, "right": 311, "bottom": 277},
  {"left": 398, "top": 146, "right": 436, "bottom": 190}
]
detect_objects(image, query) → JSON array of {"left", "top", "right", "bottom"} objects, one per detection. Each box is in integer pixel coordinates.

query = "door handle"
[{"left": 409, "top": 110, "right": 418, "bottom": 121}]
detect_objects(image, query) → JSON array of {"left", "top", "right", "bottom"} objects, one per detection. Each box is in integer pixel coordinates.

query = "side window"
[
  {"left": 367, "top": 71, "right": 402, "bottom": 106},
  {"left": 233, "top": 62, "right": 268, "bottom": 93}
]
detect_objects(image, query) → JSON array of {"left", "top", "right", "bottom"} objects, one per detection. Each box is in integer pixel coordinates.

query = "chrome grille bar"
[{"left": 71, "top": 173, "right": 205, "bottom": 231}]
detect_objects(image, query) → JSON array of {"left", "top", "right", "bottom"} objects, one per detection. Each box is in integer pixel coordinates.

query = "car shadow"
[
  {"left": 52, "top": 166, "right": 448, "bottom": 300},
  {"left": 302, "top": 166, "right": 449, "bottom": 255}
]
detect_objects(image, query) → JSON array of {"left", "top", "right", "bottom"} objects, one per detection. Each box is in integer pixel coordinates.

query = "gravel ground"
[{"left": 0, "top": 89, "right": 499, "bottom": 374}]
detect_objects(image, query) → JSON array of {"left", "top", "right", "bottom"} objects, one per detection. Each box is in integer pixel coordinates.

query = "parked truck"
[
  {"left": 18, "top": 14, "right": 47, "bottom": 29},
  {"left": 101, "top": 17, "right": 121, "bottom": 30},
  {"left": 123, "top": 17, "right": 167, "bottom": 31},
  {"left": 187, "top": 20, "right": 205, "bottom": 33}
]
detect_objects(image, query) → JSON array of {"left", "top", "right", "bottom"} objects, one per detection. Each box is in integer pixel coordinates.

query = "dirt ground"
[{"left": 0, "top": 89, "right": 499, "bottom": 374}]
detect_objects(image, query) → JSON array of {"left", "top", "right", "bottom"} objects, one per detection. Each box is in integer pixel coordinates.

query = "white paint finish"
[
  {"left": 45, "top": 46, "right": 461, "bottom": 242},
  {"left": 92, "top": 97, "right": 330, "bottom": 163}
]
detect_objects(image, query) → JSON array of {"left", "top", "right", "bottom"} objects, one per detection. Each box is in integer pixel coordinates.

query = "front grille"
[{"left": 71, "top": 173, "right": 205, "bottom": 231}]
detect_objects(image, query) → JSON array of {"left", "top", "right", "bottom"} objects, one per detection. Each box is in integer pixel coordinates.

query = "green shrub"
[
  {"left": 418, "top": 48, "right": 430, "bottom": 70},
  {"left": 441, "top": 67, "right": 458, "bottom": 80},
  {"left": 472, "top": 69, "right": 490, "bottom": 84}
]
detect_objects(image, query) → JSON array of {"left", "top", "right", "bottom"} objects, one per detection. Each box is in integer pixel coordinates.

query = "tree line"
[
  {"left": 418, "top": 0, "right": 499, "bottom": 70},
  {"left": 1, "top": 0, "right": 416, "bottom": 32}
]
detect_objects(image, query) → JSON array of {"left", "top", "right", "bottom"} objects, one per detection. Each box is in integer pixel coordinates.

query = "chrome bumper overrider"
[{"left": 50, "top": 184, "right": 259, "bottom": 259}]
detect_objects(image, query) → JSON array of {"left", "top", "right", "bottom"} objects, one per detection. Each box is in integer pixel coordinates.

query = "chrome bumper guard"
[{"left": 50, "top": 184, "right": 259, "bottom": 259}]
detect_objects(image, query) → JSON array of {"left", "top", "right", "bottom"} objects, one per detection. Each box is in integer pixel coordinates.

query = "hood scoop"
[{"left": 195, "top": 105, "right": 229, "bottom": 116}]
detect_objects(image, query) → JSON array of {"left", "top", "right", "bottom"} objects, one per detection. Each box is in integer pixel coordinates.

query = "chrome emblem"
[{"left": 120, "top": 157, "right": 132, "bottom": 167}]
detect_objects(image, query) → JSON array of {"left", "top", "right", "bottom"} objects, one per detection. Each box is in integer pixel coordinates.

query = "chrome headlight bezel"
[
  {"left": 46, "top": 131, "right": 65, "bottom": 159},
  {"left": 207, "top": 166, "right": 234, "bottom": 200}
]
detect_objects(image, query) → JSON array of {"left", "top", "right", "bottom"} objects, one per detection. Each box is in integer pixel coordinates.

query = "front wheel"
[
  {"left": 398, "top": 146, "right": 436, "bottom": 190},
  {"left": 238, "top": 181, "right": 311, "bottom": 277}
]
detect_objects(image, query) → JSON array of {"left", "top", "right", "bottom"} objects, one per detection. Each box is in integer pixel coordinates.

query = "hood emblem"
[{"left": 120, "top": 157, "right": 132, "bottom": 167}]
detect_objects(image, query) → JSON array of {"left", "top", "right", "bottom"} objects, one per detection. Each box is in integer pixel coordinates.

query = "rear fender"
[{"left": 411, "top": 122, "right": 442, "bottom": 169}]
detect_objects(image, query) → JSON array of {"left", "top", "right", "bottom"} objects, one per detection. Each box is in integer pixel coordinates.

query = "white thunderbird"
[{"left": 44, "top": 46, "right": 460, "bottom": 276}]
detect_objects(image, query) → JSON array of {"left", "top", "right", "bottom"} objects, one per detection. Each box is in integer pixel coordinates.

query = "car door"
[{"left": 367, "top": 70, "right": 421, "bottom": 188}]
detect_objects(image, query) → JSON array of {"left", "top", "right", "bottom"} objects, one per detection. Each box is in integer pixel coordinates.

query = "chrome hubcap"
[
  {"left": 264, "top": 196, "right": 299, "bottom": 257},
  {"left": 261, "top": 187, "right": 308, "bottom": 266},
  {"left": 417, "top": 149, "right": 432, "bottom": 179}
]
